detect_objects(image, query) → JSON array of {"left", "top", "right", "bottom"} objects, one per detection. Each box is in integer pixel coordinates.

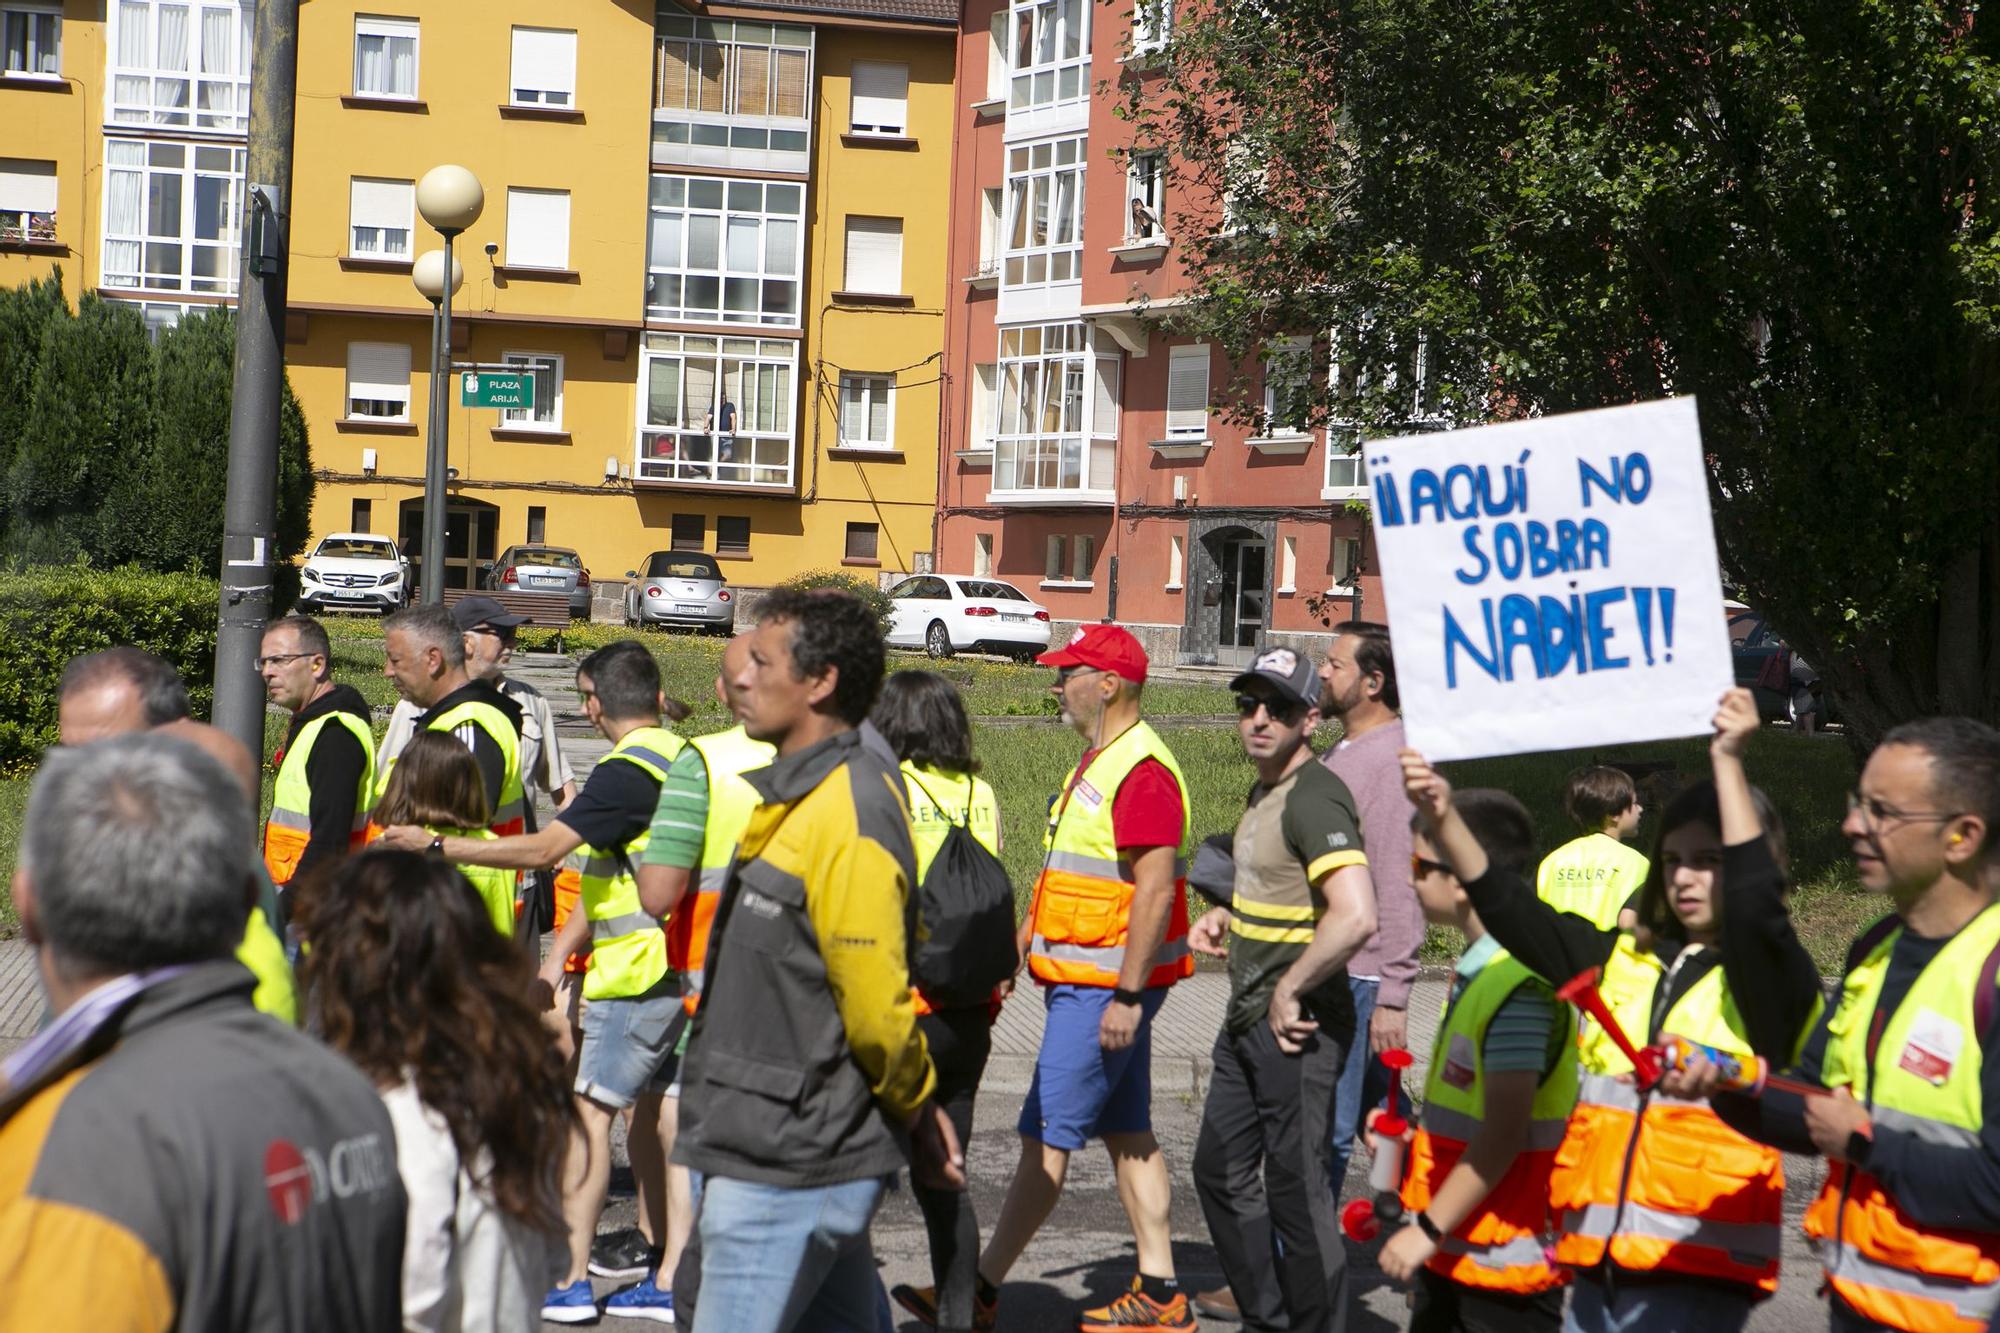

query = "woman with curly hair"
[{"left": 295, "top": 849, "right": 577, "bottom": 1332}]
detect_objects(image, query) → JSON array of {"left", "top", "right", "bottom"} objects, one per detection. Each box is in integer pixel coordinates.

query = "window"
[
  {"left": 1331, "top": 535, "right": 1363, "bottom": 588},
  {"left": 3, "top": 4, "right": 59, "bottom": 78},
  {"left": 977, "top": 187, "right": 1003, "bottom": 277},
  {"left": 985, "top": 13, "right": 1006, "bottom": 99},
  {"left": 505, "top": 188, "right": 570, "bottom": 270},
  {"left": 844, "top": 522, "right": 879, "bottom": 562},
  {"left": 1261, "top": 338, "right": 1312, "bottom": 436},
  {"left": 1072, "top": 534, "right": 1095, "bottom": 581},
  {"left": 969, "top": 362, "right": 998, "bottom": 451},
  {"left": 994, "top": 322, "right": 1119, "bottom": 498},
  {"left": 849, "top": 60, "right": 907, "bottom": 136},
  {"left": 973, "top": 532, "right": 993, "bottom": 577},
  {"left": 842, "top": 216, "right": 902, "bottom": 295},
  {"left": 353, "top": 15, "right": 417, "bottom": 100},
  {"left": 838, "top": 374, "right": 895, "bottom": 449},
  {"left": 1167, "top": 534, "right": 1184, "bottom": 589},
  {"left": 345, "top": 341, "right": 411, "bottom": 420},
  {"left": 526, "top": 506, "right": 546, "bottom": 544},
  {"left": 1044, "top": 535, "right": 1066, "bottom": 581},
  {"left": 0, "top": 158, "right": 56, "bottom": 243},
  {"left": 348, "top": 177, "right": 412, "bottom": 259},
  {"left": 500, "top": 352, "right": 562, "bottom": 430},
  {"left": 670, "top": 513, "right": 705, "bottom": 550},
  {"left": 102, "top": 139, "right": 244, "bottom": 293},
  {"left": 637, "top": 332, "right": 797, "bottom": 487},
  {"left": 351, "top": 498, "right": 373, "bottom": 533},
  {"left": 510, "top": 27, "right": 575, "bottom": 106},
  {"left": 1004, "top": 136, "right": 1084, "bottom": 288},
  {"left": 1009, "top": 0, "right": 1088, "bottom": 112},
  {"left": 110, "top": 0, "right": 251, "bottom": 130},
  {"left": 646, "top": 175, "right": 803, "bottom": 327},
  {"left": 1043, "top": 533, "right": 1092, "bottom": 582},
  {"left": 653, "top": 17, "right": 813, "bottom": 171},
  {"left": 1132, "top": 0, "right": 1170, "bottom": 51},
  {"left": 1279, "top": 534, "right": 1298, "bottom": 593},
  {"left": 1165, "top": 343, "right": 1209, "bottom": 439},
  {"left": 717, "top": 515, "right": 750, "bottom": 554},
  {"left": 1126, "top": 152, "right": 1165, "bottom": 240}
]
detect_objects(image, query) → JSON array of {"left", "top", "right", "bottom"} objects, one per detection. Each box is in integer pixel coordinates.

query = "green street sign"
[{"left": 459, "top": 370, "right": 535, "bottom": 409}]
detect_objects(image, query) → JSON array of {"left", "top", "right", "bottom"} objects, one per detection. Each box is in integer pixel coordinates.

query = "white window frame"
[
  {"left": 1008, "top": 0, "right": 1088, "bottom": 113},
  {"left": 848, "top": 59, "right": 908, "bottom": 137},
  {"left": 0, "top": 157, "right": 57, "bottom": 242},
  {"left": 1132, "top": 0, "right": 1170, "bottom": 52},
  {"left": 993, "top": 321, "right": 1118, "bottom": 499},
  {"left": 505, "top": 187, "right": 571, "bottom": 271},
  {"left": 500, "top": 351, "right": 563, "bottom": 431},
  {"left": 985, "top": 12, "right": 1007, "bottom": 100},
  {"left": 838, "top": 373, "right": 896, "bottom": 449},
  {"left": 977, "top": 187, "right": 1003, "bottom": 277},
  {"left": 652, "top": 16, "right": 814, "bottom": 172},
  {"left": 1260, "top": 337, "right": 1313, "bottom": 438},
  {"left": 646, "top": 174, "right": 803, "bottom": 328},
  {"left": 972, "top": 531, "right": 994, "bottom": 576},
  {"left": 2, "top": 4, "right": 60, "bottom": 79},
  {"left": 1322, "top": 426, "right": 1367, "bottom": 499},
  {"left": 100, "top": 138, "right": 244, "bottom": 295},
  {"left": 969, "top": 362, "right": 998, "bottom": 451},
  {"left": 1126, "top": 150, "right": 1165, "bottom": 240},
  {"left": 1003, "top": 135, "right": 1084, "bottom": 290},
  {"left": 636, "top": 331, "right": 798, "bottom": 489},
  {"left": 352, "top": 14, "right": 418, "bottom": 100},
  {"left": 108, "top": 0, "right": 252, "bottom": 131},
  {"left": 347, "top": 176, "right": 413, "bottom": 259},
  {"left": 1278, "top": 534, "right": 1298, "bottom": 594},
  {"left": 1164, "top": 342, "right": 1210, "bottom": 440},
  {"left": 842, "top": 215, "right": 903, "bottom": 295},
  {"left": 345, "top": 340, "right": 411, "bottom": 421},
  {"left": 1166, "top": 533, "right": 1184, "bottom": 590},
  {"left": 1330, "top": 535, "right": 1364, "bottom": 591},
  {"left": 509, "top": 26, "right": 576, "bottom": 107}
]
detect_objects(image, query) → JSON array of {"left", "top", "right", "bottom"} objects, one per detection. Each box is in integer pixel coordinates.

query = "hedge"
[{"left": 0, "top": 567, "right": 219, "bottom": 769}]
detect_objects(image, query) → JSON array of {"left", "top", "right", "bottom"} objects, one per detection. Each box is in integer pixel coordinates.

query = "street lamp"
[{"left": 412, "top": 164, "right": 482, "bottom": 604}]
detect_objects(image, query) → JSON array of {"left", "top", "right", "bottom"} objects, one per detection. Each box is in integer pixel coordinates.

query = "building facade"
[
  {"left": 935, "top": 0, "right": 1385, "bottom": 665},
  {"left": 0, "top": 0, "right": 956, "bottom": 599}
]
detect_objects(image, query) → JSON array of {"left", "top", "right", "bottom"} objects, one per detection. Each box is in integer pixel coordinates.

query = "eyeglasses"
[
  {"left": 468, "top": 626, "right": 516, "bottom": 645},
  {"left": 1235, "top": 693, "right": 1305, "bottom": 724},
  {"left": 1053, "top": 666, "right": 1104, "bottom": 688},
  {"left": 1846, "top": 790, "right": 1961, "bottom": 831},
  {"left": 1412, "top": 853, "right": 1455, "bottom": 880},
  {"left": 254, "top": 652, "right": 313, "bottom": 670}
]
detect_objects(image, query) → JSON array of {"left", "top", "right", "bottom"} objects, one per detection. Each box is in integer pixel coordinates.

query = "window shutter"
[
  {"left": 506, "top": 188, "right": 570, "bottom": 269},
  {"left": 842, "top": 216, "right": 901, "bottom": 294},
  {"left": 987, "top": 13, "right": 1007, "bottom": 97},
  {"left": 510, "top": 27, "right": 576, "bottom": 101},
  {"left": 1091, "top": 353, "right": 1119, "bottom": 440},
  {"left": 972, "top": 363, "right": 997, "bottom": 448},
  {"left": 0, "top": 158, "right": 56, "bottom": 213},
  {"left": 1045, "top": 535, "right": 1066, "bottom": 581},
  {"left": 849, "top": 60, "right": 907, "bottom": 134},
  {"left": 1166, "top": 344, "right": 1209, "bottom": 436},
  {"left": 1072, "top": 535, "right": 1095, "bottom": 582},
  {"left": 346, "top": 342, "right": 410, "bottom": 407},
  {"left": 348, "top": 176, "right": 410, "bottom": 231}
]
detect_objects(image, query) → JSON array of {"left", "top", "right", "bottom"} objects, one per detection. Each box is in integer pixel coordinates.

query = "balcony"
[
  {"left": 652, "top": 22, "right": 813, "bottom": 175},
  {"left": 989, "top": 434, "right": 1115, "bottom": 506},
  {"left": 0, "top": 212, "right": 57, "bottom": 249},
  {"left": 635, "top": 428, "right": 794, "bottom": 491}
]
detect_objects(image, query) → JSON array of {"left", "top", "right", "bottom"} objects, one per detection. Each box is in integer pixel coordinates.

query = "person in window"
[{"left": 717, "top": 396, "right": 737, "bottom": 466}]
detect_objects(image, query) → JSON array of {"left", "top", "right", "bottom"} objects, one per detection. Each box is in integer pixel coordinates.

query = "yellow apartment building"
[{"left": 0, "top": 0, "right": 957, "bottom": 600}]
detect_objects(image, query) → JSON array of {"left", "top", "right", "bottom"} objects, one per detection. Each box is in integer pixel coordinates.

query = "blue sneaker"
[
  {"left": 605, "top": 1275, "right": 676, "bottom": 1324},
  {"left": 543, "top": 1277, "right": 601, "bottom": 1324}
]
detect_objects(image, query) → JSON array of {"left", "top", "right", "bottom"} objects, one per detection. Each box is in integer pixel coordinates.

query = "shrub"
[
  {"left": 0, "top": 566, "right": 219, "bottom": 769},
  {"left": 769, "top": 568, "right": 895, "bottom": 638}
]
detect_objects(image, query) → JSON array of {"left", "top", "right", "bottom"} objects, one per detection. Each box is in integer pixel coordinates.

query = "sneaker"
[
  {"left": 890, "top": 1282, "right": 999, "bottom": 1332},
  {"left": 543, "top": 1277, "right": 601, "bottom": 1325},
  {"left": 589, "top": 1231, "right": 662, "bottom": 1281},
  {"left": 1192, "top": 1285, "right": 1242, "bottom": 1322},
  {"left": 605, "top": 1275, "right": 676, "bottom": 1324},
  {"left": 1076, "top": 1277, "right": 1195, "bottom": 1333}
]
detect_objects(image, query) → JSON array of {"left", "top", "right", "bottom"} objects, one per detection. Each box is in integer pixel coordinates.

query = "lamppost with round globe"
[{"left": 410, "top": 165, "right": 482, "bottom": 604}]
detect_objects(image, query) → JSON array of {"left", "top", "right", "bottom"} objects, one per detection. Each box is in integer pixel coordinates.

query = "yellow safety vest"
[
  {"left": 673, "top": 725, "right": 775, "bottom": 1015},
  {"left": 378, "top": 698, "right": 525, "bottom": 837},
  {"left": 263, "top": 708, "right": 375, "bottom": 887},
  {"left": 1536, "top": 833, "right": 1649, "bottom": 933},
  {"left": 236, "top": 908, "right": 297, "bottom": 1027},
  {"left": 902, "top": 761, "right": 1000, "bottom": 879},
  {"left": 577, "top": 726, "right": 684, "bottom": 1001}
]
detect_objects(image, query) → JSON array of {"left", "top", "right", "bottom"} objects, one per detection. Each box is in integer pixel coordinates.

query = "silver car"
[
  {"left": 483, "top": 545, "right": 591, "bottom": 618},
  {"left": 624, "top": 551, "right": 735, "bottom": 633}
]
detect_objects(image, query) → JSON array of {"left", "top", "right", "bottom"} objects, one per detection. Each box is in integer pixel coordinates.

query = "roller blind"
[
  {"left": 0, "top": 158, "right": 56, "bottom": 213},
  {"left": 346, "top": 342, "right": 410, "bottom": 404},
  {"left": 506, "top": 188, "right": 570, "bottom": 269},
  {"left": 849, "top": 60, "right": 907, "bottom": 134},
  {"left": 1091, "top": 353, "right": 1119, "bottom": 440},
  {"left": 843, "top": 216, "right": 901, "bottom": 294},
  {"left": 1166, "top": 343, "right": 1209, "bottom": 437},
  {"left": 510, "top": 27, "right": 576, "bottom": 103},
  {"left": 348, "top": 176, "right": 410, "bottom": 230}
]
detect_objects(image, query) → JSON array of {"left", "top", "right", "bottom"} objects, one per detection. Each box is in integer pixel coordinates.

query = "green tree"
[
  {"left": 0, "top": 269, "right": 68, "bottom": 544},
  {"left": 1131, "top": 0, "right": 2000, "bottom": 740}
]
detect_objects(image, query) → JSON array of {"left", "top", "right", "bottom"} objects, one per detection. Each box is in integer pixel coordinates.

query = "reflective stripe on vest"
[
  {"left": 263, "top": 708, "right": 375, "bottom": 886},
  {"left": 1563, "top": 1202, "right": 1781, "bottom": 1261},
  {"left": 577, "top": 726, "right": 682, "bottom": 1002},
  {"left": 674, "top": 726, "right": 773, "bottom": 1015},
  {"left": 1027, "top": 721, "right": 1194, "bottom": 990},
  {"left": 1804, "top": 905, "right": 2000, "bottom": 1332}
]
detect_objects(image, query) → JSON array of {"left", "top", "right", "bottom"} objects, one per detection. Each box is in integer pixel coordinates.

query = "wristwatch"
[
  {"left": 428, "top": 834, "right": 447, "bottom": 857},
  {"left": 1414, "top": 1211, "right": 1443, "bottom": 1243},
  {"left": 1112, "top": 987, "right": 1144, "bottom": 1006},
  {"left": 1846, "top": 1128, "right": 1874, "bottom": 1169}
]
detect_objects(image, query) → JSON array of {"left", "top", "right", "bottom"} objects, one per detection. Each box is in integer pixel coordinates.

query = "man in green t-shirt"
[{"left": 1187, "top": 646, "right": 1379, "bottom": 1333}]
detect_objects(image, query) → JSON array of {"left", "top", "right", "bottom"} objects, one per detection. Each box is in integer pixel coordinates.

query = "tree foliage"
[{"left": 1130, "top": 0, "right": 2000, "bottom": 739}]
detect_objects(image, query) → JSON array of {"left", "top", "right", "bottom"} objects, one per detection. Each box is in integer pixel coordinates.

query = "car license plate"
[
  {"left": 1001, "top": 613, "right": 1026, "bottom": 623},
  {"left": 330, "top": 591, "right": 364, "bottom": 600},
  {"left": 676, "top": 603, "right": 708, "bottom": 615},
  {"left": 532, "top": 576, "right": 564, "bottom": 588}
]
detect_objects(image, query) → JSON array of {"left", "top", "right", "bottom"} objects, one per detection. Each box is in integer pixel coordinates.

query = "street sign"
[{"left": 459, "top": 370, "right": 535, "bottom": 409}]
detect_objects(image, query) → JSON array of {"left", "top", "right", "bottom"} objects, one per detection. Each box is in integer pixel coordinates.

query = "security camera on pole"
[{"left": 411, "top": 165, "right": 482, "bottom": 605}]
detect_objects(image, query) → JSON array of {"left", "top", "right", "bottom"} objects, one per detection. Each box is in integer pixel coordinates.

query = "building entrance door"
[
  {"left": 399, "top": 499, "right": 499, "bottom": 598},
  {"left": 1216, "top": 537, "right": 1267, "bottom": 667}
]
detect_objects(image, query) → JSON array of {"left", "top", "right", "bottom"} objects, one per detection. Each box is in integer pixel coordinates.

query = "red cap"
[{"left": 1037, "top": 623, "right": 1150, "bottom": 683}]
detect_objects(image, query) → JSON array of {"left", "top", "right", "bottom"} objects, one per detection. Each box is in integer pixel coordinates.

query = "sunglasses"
[
  {"left": 1235, "top": 693, "right": 1306, "bottom": 724},
  {"left": 1411, "top": 853, "right": 1455, "bottom": 880}
]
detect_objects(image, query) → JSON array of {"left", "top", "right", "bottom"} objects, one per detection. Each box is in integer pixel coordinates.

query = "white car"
[
  {"left": 298, "top": 532, "right": 410, "bottom": 614},
  {"left": 886, "top": 574, "right": 1052, "bottom": 660}
]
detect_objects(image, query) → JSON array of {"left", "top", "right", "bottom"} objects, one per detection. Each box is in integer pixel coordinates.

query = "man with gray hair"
[
  {"left": 379, "top": 603, "right": 525, "bottom": 837},
  {"left": 0, "top": 734, "right": 405, "bottom": 1329}
]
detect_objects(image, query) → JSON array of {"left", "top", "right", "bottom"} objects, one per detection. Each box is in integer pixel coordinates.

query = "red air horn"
[
  {"left": 1563, "top": 969, "right": 1826, "bottom": 1101},
  {"left": 1340, "top": 1047, "right": 1416, "bottom": 1242},
  {"left": 1557, "top": 967, "right": 1663, "bottom": 1090}
]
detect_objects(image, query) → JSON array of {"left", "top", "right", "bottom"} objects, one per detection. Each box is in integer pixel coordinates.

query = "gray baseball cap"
[{"left": 1228, "top": 645, "right": 1319, "bottom": 710}]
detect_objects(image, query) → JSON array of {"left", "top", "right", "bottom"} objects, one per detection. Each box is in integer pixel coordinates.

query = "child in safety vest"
[
  {"left": 1536, "top": 765, "right": 1648, "bottom": 932},
  {"left": 368, "top": 731, "right": 521, "bottom": 936},
  {"left": 1369, "top": 783, "right": 1576, "bottom": 1333},
  {"left": 1401, "top": 688, "right": 1824, "bottom": 1333}
]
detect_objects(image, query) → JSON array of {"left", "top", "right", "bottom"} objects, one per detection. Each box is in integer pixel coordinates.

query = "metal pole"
[
  {"left": 213, "top": 0, "right": 301, "bottom": 763},
  {"left": 420, "top": 232, "right": 455, "bottom": 604}
]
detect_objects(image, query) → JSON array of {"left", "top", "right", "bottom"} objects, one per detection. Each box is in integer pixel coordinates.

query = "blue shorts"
[
  {"left": 1017, "top": 984, "right": 1170, "bottom": 1151},
  {"left": 576, "top": 989, "right": 686, "bottom": 1109}
]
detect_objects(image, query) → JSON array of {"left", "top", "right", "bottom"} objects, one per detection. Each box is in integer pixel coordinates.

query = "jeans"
[
  {"left": 692, "top": 1174, "right": 895, "bottom": 1333},
  {"left": 1411, "top": 1270, "right": 1562, "bottom": 1333},
  {"left": 914, "top": 1008, "right": 992, "bottom": 1333},
  {"left": 1329, "top": 975, "right": 1391, "bottom": 1189},
  {"left": 1563, "top": 1274, "right": 1755, "bottom": 1333}
]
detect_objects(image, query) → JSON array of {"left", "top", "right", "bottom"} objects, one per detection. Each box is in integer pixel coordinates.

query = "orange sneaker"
[
  {"left": 1076, "top": 1276, "right": 1195, "bottom": 1333},
  {"left": 890, "top": 1282, "right": 999, "bottom": 1332}
]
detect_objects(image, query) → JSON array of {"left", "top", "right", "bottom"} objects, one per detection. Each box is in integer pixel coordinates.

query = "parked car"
[
  {"left": 886, "top": 574, "right": 1052, "bottom": 660},
  {"left": 624, "top": 551, "right": 735, "bottom": 633},
  {"left": 1730, "top": 609, "right": 1839, "bottom": 725},
  {"left": 298, "top": 533, "right": 409, "bottom": 614},
  {"left": 481, "top": 545, "right": 591, "bottom": 618}
]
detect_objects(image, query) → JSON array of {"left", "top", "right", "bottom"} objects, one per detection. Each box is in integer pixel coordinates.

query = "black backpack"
[{"left": 907, "top": 774, "right": 1020, "bottom": 1008}]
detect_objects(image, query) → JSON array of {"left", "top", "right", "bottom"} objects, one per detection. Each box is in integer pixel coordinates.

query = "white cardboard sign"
[{"left": 1369, "top": 397, "right": 1733, "bottom": 762}]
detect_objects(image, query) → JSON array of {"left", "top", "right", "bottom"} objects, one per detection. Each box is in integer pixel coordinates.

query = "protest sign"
[{"left": 1370, "top": 397, "right": 1733, "bottom": 762}]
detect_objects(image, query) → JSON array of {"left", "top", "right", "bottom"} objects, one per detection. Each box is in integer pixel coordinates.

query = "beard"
[{"left": 1319, "top": 679, "right": 1363, "bottom": 718}]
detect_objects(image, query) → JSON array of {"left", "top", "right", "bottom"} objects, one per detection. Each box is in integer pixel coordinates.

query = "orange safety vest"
[
  {"left": 263, "top": 708, "right": 375, "bottom": 887},
  {"left": 1026, "top": 721, "right": 1193, "bottom": 990}
]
